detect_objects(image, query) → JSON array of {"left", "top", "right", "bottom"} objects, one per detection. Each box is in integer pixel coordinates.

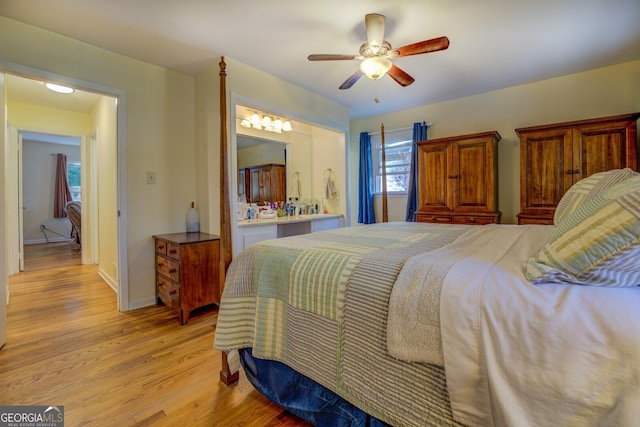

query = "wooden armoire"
[
  {"left": 516, "top": 113, "right": 640, "bottom": 225},
  {"left": 416, "top": 131, "right": 501, "bottom": 224},
  {"left": 245, "top": 163, "right": 286, "bottom": 204}
]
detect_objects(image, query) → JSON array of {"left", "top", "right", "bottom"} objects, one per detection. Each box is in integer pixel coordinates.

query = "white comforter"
[{"left": 391, "top": 224, "right": 640, "bottom": 426}]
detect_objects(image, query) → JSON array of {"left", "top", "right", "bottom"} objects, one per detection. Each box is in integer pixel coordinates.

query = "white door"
[
  {"left": 1, "top": 70, "right": 8, "bottom": 349},
  {"left": 17, "top": 131, "right": 24, "bottom": 271}
]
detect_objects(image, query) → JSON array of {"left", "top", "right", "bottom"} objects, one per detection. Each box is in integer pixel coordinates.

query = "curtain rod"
[{"left": 368, "top": 122, "right": 433, "bottom": 136}]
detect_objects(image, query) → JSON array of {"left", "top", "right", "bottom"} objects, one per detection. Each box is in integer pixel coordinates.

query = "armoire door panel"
[
  {"left": 455, "top": 141, "right": 488, "bottom": 209},
  {"left": 523, "top": 133, "right": 570, "bottom": 210},
  {"left": 417, "top": 142, "right": 451, "bottom": 211}
]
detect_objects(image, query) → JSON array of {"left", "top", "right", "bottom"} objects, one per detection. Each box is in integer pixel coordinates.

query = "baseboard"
[
  {"left": 24, "top": 238, "right": 74, "bottom": 245},
  {"left": 96, "top": 268, "right": 156, "bottom": 311},
  {"left": 128, "top": 297, "right": 157, "bottom": 310},
  {"left": 98, "top": 267, "right": 118, "bottom": 293}
]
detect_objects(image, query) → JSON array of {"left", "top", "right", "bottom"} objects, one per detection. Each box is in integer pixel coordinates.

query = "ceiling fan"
[{"left": 308, "top": 13, "right": 449, "bottom": 90}]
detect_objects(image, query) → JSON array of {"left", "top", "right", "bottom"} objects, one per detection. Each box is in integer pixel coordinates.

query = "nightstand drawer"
[
  {"left": 156, "top": 275, "right": 180, "bottom": 308},
  {"left": 155, "top": 255, "right": 179, "bottom": 281}
]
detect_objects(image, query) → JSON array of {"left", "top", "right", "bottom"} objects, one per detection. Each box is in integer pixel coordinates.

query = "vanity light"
[
  {"left": 243, "top": 109, "right": 293, "bottom": 133},
  {"left": 45, "top": 82, "right": 75, "bottom": 94}
]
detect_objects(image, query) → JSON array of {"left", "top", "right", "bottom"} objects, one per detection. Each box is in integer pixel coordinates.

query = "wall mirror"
[{"left": 235, "top": 105, "right": 312, "bottom": 206}]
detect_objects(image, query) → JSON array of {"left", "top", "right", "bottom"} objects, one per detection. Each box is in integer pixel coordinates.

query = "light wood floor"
[{"left": 1, "top": 242, "right": 309, "bottom": 426}]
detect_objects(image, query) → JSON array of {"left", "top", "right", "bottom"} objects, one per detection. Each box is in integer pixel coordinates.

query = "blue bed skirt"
[{"left": 239, "top": 348, "right": 389, "bottom": 427}]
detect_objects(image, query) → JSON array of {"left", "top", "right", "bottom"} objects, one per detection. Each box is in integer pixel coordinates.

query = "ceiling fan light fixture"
[
  {"left": 45, "top": 82, "right": 75, "bottom": 94},
  {"left": 360, "top": 56, "right": 392, "bottom": 80}
]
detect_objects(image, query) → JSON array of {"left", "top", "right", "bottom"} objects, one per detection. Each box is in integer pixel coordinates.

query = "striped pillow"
[
  {"left": 525, "top": 175, "right": 640, "bottom": 287},
  {"left": 554, "top": 168, "right": 639, "bottom": 224}
]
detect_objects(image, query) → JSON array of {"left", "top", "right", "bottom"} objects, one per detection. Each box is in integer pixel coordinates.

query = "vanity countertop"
[{"left": 237, "top": 214, "right": 342, "bottom": 228}]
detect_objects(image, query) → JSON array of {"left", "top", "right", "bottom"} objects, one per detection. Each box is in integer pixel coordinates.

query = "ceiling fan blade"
[
  {"left": 387, "top": 65, "right": 415, "bottom": 87},
  {"left": 308, "top": 54, "right": 358, "bottom": 61},
  {"left": 393, "top": 36, "right": 450, "bottom": 58},
  {"left": 365, "top": 13, "right": 386, "bottom": 47},
  {"left": 339, "top": 69, "right": 364, "bottom": 90}
]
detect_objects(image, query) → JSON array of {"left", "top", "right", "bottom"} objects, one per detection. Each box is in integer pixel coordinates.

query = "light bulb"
[
  {"left": 45, "top": 82, "right": 74, "bottom": 94},
  {"left": 359, "top": 57, "right": 392, "bottom": 80}
]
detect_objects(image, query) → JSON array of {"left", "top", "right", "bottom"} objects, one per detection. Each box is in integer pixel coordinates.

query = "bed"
[
  {"left": 213, "top": 59, "right": 640, "bottom": 426},
  {"left": 214, "top": 172, "right": 640, "bottom": 426}
]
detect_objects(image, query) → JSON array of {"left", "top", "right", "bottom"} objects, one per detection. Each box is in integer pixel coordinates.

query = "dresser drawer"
[
  {"left": 155, "top": 240, "right": 168, "bottom": 255},
  {"left": 155, "top": 255, "right": 179, "bottom": 281},
  {"left": 452, "top": 216, "right": 496, "bottom": 225},
  {"left": 416, "top": 214, "right": 452, "bottom": 223},
  {"left": 518, "top": 217, "right": 553, "bottom": 225},
  {"left": 156, "top": 275, "right": 180, "bottom": 308},
  {"left": 166, "top": 242, "right": 180, "bottom": 260}
]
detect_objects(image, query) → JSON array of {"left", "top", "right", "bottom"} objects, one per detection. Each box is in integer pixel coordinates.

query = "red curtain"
[{"left": 53, "top": 153, "right": 72, "bottom": 218}]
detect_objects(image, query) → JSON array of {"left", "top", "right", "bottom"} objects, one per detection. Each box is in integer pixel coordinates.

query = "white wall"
[
  {"left": 22, "top": 140, "right": 79, "bottom": 243},
  {"left": 91, "top": 95, "right": 118, "bottom": 286},
  {"left": 1, "top": 17, "right": 196, "bottom": 308},
  {"left": 350, "top": 60, "right": 640, "bottom": 225},
  {"left": 194, "top": 57, "right": 351, "bottom": 238}
]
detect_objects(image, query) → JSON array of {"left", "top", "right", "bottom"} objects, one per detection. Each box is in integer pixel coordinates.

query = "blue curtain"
[
  {"left": 405, "top": 122, "right": 429, "bottom": 221},
  {"left": 358, "top": 132, "right": 376, "bottom": 224}
]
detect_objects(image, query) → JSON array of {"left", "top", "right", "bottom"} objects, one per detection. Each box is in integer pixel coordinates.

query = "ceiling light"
[
  {"left": 359, "top": 57, "right": 392, "bottom": 80},
  {"left": 282, "top": 121, "right": 292, "bottom": 132},
  {"left": 45, "top": 82, "right": 75, "bottom": 94},
  {"left": 240, "top": 119, "right": 251, "bottom": 128}
]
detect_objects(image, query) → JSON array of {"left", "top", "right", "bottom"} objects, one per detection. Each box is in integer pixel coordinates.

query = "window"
[
  {"left": 370, "top": 128, "right": 413, "bottom": 193},
  {"left": 67, "top": 161, "right": 81, "bottom": 201}
]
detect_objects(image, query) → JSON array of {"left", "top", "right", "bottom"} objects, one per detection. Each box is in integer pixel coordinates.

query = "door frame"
[{"left": 0, "top": 61, "right": 130, "bottom": 313}]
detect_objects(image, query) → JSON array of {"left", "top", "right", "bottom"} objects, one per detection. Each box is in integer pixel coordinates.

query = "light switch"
[{"left": 146, "top": 171, "right": 156, "bottom": 184}]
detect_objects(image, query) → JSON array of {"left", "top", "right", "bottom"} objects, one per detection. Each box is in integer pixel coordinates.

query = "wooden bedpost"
[
  {"left": 381, "top": 123, "right": 388, "bottom": 222},
  {"left": 218, "top": 56, "right": 240, "bottom": 385}
]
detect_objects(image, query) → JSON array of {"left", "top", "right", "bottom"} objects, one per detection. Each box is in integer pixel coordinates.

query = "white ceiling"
[{"left": 2, "top": 0, "right": 640, "bottom": 119}]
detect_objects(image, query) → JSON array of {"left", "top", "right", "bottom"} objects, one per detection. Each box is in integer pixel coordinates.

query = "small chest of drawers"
[{"left": 153, "top": 232, "right": 221, "bottom": 325}]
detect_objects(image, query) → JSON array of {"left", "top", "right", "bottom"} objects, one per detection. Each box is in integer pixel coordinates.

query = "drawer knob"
[
  {"left": 157, "top": 262, "right": 164, "bottom": 268},
  {"left": 157, "top": 245, "right": 165, "bottom": 250},
  {"left": 169, "top": 268, "right": 177, "bottom": 274},
  {"left": 169, "top": 249, "right": 177, "bottom": 254}
]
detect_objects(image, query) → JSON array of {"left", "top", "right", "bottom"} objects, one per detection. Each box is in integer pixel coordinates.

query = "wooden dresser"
[
  {"left": 516, "top": 113, "right": 639, "bottom": 225},
  {"left": 153, "top": 232, "right": 221, "bottom": 324},
  {"left": 416, "top": 131, "right": 501, "bottom": 225}
]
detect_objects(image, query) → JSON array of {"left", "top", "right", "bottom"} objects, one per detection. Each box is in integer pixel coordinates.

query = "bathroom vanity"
[{"left": 235, "top": 214, "right": 342, "bottom": 254}]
